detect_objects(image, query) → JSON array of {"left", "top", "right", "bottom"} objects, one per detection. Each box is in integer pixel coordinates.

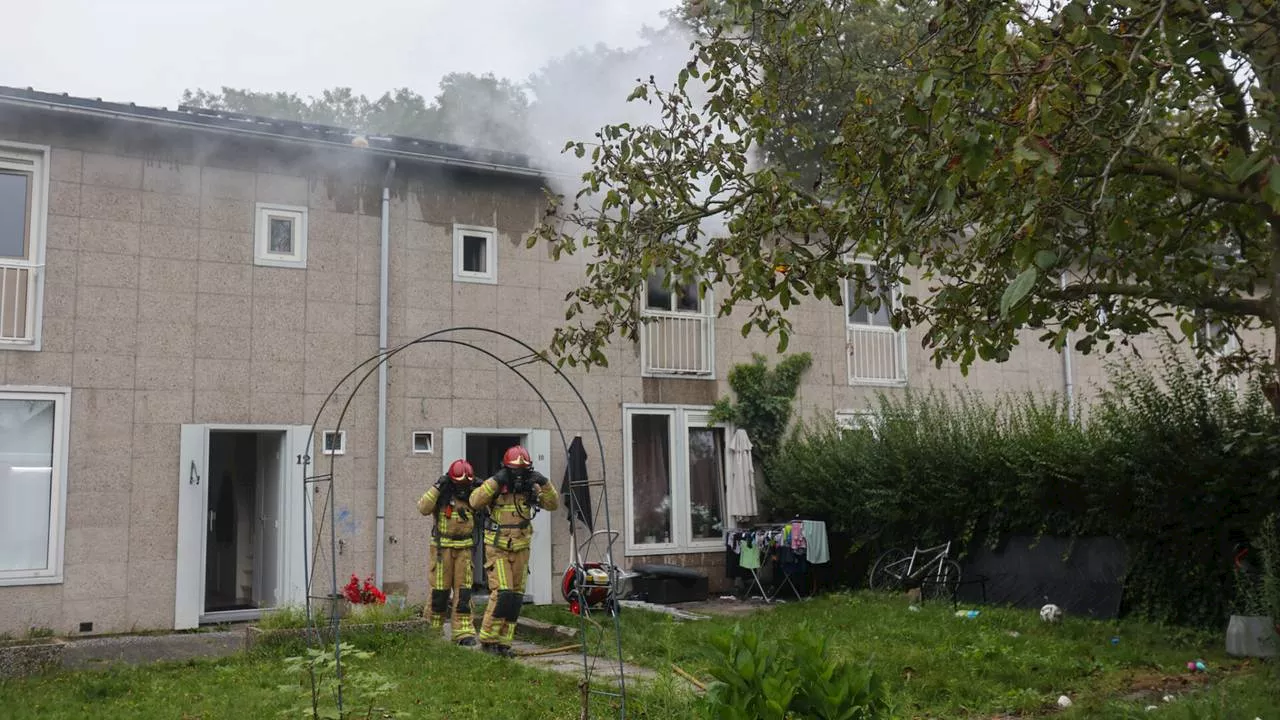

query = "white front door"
[
  {"left": 442, "top": 427, "right": 554, "bottom": 605},
  {"left": 524, "top": 430, "right": 553, "bottom": 605},
  {"left": 173, "top": 424, "right": 313, "bottom": 630}
]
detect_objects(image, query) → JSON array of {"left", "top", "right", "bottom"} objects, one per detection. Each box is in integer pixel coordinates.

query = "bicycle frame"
[{"left": 886, "top": 541, "right": 952, "bottom": 582}]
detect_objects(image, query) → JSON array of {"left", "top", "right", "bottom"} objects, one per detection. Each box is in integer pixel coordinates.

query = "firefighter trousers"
[
  {"left": 426, "top": 546, "right": 476, "bottom": 642},
  {"left": 479, "top": 546, "right": 527, "bottom": 646}
]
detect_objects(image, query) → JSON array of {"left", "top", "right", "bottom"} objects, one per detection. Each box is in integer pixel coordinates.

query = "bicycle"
[{"left": 867, "top": 541, "right": 962, "bottom": 601}]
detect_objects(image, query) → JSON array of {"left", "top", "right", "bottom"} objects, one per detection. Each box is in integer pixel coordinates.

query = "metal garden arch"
[{"left": 297, "top": 326, "right": 627, "bottom": 719}]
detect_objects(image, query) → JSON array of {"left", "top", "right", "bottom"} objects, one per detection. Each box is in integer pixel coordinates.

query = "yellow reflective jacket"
[
  {"left": 468, "top": 469, "right": 559, "bottom": 552},
  {"left": 417, "top": 477, "right": 476, "bottom": 549}
]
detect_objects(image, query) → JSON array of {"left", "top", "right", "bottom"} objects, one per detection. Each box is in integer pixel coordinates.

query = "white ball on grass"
[{"left": 1040, "top": 603, "right": 1064, "bottom": 623}]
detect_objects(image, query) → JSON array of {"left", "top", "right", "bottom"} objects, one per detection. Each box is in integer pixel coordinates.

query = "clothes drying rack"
[{"left": 735, "top": 519, "right": 808, "bottom": 603}]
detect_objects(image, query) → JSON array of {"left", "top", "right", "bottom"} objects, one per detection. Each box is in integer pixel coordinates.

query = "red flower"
[{"left": 342, "top": 573, "right": 387, "bottom": 604}]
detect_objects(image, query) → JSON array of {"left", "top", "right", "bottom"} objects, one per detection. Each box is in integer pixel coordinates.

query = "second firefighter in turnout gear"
[
  {"left": 468, "top": 445, "right": 559, "bottom": 657},
  {"left": 417, "top": 459, "right": 479, "bottom": 646}
]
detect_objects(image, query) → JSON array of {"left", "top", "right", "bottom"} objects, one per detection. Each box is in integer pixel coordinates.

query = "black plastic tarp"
[
  {"left": 957, "top": 536, "right": 1129, "bottom": 619},
  {"left": 560, "top": 435, "right": 593, "bottom": 531}
]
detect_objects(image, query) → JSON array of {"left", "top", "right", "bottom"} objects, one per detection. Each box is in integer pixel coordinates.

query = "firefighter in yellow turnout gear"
[
  {"left": 468, "top": 445, "right": 559, "bottom": 657},
  {"left": 417, "top": 459, "right": 480, "bottom": 646}
]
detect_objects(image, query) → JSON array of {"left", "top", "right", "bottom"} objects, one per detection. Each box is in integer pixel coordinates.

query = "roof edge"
[{"left": 0, "top": 86, "right": 556, "bottom": 180}]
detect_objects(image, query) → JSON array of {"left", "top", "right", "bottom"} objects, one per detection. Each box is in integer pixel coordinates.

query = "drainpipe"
[
  {"left": 1059, "top": 273, "right": 1076, "bottom": 423},
  {"left": 375, "top": 159, "right": 396, "bottom": 586}
]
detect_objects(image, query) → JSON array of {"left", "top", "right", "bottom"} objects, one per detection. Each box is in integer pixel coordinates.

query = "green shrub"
[
  {"left": 703, "top": 624, "right": 890, "bottom": 720},
  {"left": 767, "top": 343, "right": 1280, "bottom": 628}
]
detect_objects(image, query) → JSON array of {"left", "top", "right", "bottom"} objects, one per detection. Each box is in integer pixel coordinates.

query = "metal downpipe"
[{"left": 375, "top": 159, "right": 396, "bottom": 585}]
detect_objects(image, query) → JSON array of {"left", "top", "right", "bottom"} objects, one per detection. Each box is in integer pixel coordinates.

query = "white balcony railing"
[
  {"left": 641, "top": 310, "right": 714, "bottom": 377},
  {"left": 0, "top": 262, "right": 37, "bottom": 344},
  {"left": 847, "top": 325, "right": 906, "bottom": 385}
]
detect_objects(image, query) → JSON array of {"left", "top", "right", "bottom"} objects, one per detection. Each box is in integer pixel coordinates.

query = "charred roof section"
[{"left": 0, "top": 85, "right": 542, "bottom": 179}]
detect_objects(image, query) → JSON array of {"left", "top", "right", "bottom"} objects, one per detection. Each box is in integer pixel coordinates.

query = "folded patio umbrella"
[{"left": 727, "top": 428, "right": 758, "bottom": 519}]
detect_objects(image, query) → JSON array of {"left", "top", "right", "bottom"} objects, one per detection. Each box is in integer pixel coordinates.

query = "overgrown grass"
[
  {"left": 0, "top": 627, "right": 698, "bottom": 720},
  {"left": 3, "top": 595, "right": 1275, "bottom": 718},
  {"left": 525, "top": 593, "right": 1280, "bottom": 718},
  {"left": 255, "top": 602, "right": 420, "bottom": 630}
]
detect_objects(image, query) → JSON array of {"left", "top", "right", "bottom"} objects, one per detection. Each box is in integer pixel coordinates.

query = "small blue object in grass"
[{"left": 1111, "top": 636, "right": 1120, "bottom": 645}]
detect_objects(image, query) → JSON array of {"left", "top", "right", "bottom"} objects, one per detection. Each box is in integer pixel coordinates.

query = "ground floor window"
[
  {"left": 623, "top": 405, "right": 729, "bottom": 554},
  {"left": 0, "top": 386, "right": 69, "bottom": 585}
]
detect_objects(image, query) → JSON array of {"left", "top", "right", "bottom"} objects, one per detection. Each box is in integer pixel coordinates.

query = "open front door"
[
  {"left": 175, "top": 424, "right": 207, "bottom": 630},
  {"left": 280, "top": 426, "right": 313, "bottom": 607},
  {"left": 525, "top": 429, "right": 553, "bottom": 605},
  {"left": 443, "top": 428, "right": 554, "bottom": 605}
]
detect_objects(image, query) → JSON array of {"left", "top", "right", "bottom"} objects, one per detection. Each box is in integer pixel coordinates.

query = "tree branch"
[
  {"left": 1118, "top": 159, "right": 1262, "bottom": 206},
  {"left": 1051, "top": 281, "right": 1269, "bottom": 318}
]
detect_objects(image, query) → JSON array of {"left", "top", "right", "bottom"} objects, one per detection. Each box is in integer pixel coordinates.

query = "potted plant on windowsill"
[{"left": 342, "top": 574, "right": 387, "bottom": 618}]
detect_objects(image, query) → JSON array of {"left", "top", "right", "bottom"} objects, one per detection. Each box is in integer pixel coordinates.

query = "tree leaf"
[{"left": 1000, "top": 268, "right": 1037, "bottom": 318}]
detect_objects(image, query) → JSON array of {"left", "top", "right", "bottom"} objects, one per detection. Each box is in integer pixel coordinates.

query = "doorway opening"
[
  {"left": 463, "top": 432, "right": 524, "bottom": 596},
  {"left": 203, "top": 430, "right": 287, "bottom": 618}
]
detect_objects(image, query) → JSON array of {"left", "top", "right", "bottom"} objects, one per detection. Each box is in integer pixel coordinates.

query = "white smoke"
[{"left": 520, "top": 18, "right": 749, "bottom": 244}]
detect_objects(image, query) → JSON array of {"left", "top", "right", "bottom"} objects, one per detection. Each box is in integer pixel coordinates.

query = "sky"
[{"left": 1, "top": 0, "right": 677, "bottom": 108}]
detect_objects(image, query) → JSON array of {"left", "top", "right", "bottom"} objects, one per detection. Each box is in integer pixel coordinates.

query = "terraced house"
[{"left": 0, "top": 85, "right": 1178, "bottom": 636}]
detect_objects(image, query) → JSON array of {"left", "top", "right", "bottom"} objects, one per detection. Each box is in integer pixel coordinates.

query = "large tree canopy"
[
  {"left": 532, "top": 0, "right": 1280, "bottom": 394},
  {"left": 182, "top": 73, "right": 531, "bottom": 153}
]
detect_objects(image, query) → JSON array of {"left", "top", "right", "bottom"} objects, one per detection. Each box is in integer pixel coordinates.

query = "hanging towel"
[
  {"left": 801, "top": 520, "right": 829, "bottom": 564},
  {"left": 739, "top": 542, "right": 762, "bottom": 570},
  {"left": 727, "top": 429, "right": 758, "bottom": 518}
]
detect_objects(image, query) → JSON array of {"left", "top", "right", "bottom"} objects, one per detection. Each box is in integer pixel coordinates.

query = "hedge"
[{"left": 767, "top": 346, "right": 1280, "bottom": 627}]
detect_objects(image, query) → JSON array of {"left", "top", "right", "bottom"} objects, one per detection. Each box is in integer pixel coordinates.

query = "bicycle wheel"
[
  {"left": 920, "top": 559, "right": 962, "bottom": 602},
  {"left": 868, "top": 548, "right": 909, "bottom": 592}
]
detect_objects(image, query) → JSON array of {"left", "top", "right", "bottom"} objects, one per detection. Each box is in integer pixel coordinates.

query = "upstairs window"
[
  {"left": 646, "top": 269, "right": 702, "bottom": 314},
  {"left": 453, "top": 225, "right": 497, "bottom": 284},
  {"left": 0, "top": 143, "right": 48, "bottom": 349},
  {"left": 843, "top": 258, "right": 906, "bottom": 385},
  {"left": 254, "top": 203, "right": 308, "bottom": 269},
  {"left": 844, "top": 263, "right": 894, "bottom": 328},
  {"left": 640, "top": 269, "right": 714, "bottom": 377}
]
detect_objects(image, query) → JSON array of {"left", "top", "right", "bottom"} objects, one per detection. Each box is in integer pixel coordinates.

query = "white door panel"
[{"left": 175, "top": 425, "right": 207, "bottom": 630}]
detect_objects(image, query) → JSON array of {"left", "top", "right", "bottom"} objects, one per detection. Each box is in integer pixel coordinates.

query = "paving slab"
[{"left": 62, "top": 631, "right": 243, "bottom": 670}]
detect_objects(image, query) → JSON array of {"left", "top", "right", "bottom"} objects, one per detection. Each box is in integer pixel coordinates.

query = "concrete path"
[
  {"left": 441, "top": 622, "right": 658, "bottom": 686},
  {"left": 62, "top": 630, "right": 244, "bottom": 670}
]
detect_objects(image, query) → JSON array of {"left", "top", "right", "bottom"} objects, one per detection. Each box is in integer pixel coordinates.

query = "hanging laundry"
[{"left": 801, "top": 520, "right": 829, "bottom": 564}]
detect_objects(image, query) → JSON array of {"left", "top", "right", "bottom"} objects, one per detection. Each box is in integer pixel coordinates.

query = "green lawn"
[
  {"left": 1, "top": 593, "right": 1276, "bottom": 719},
  {"left": 525, "top": 592, "right": 1280, "bottom": 719},
  {"left": 0, "top": 630, "right": 698, "bottom": 720}
]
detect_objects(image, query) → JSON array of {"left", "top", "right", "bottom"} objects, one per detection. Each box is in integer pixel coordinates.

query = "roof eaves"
[{"left": 0, "top": 86, "right": 562, "bottom": 181}]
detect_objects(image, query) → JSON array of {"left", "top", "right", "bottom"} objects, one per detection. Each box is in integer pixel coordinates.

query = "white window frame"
[
  {"left": 835, "top": 410, "right": 880, "bottom": 437},
  {"left": 0, "top": 142, "right": 50, "bottom": 352},
  {"left": 452, "top": 224, "right": 498, "bottom": 284},
  {"left": 411, "top": 431, "right": 435, "bottom": 455},
  {"left": 0, "top": 385, "right": 71, "bottom": 586},
  {"left": 320, "top": 430, "right": 346, "bottom": 456},
  {"left": 1194, "top": 318, "right": 1240, "bottom": 357},
  {"left": 254, "top": 202, "right": 308, "bottom": 269},
  {"left": 842, "top": 256, "right": 907, "bottom": 386},
  {"left": 622, "top": 404, "right": 733, "bottom": 556},
  {"left": 638, "top": 269, "right": 716, "bottom": 379}
]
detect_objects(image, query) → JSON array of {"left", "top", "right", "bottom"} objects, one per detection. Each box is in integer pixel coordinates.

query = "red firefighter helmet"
[
  {"left": 501, "top": 445, "right": 532, "bottom": 469},
  {"left": 447, "top": 459, "right": 474, "bottom": 484}
]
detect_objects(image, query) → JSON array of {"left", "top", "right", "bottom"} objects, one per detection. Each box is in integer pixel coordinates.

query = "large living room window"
[
  {"left": 623, "top": 405, "right": 728, "bottom": 554},
  {"left": 0, "top": 387, "right": 70, "bottom": 585},
  {"left": 0, "top": 143, "right": 49, "bottom": 349},
  {"left": 640, "top": 269, "right": 714, "bottom": 377}
]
